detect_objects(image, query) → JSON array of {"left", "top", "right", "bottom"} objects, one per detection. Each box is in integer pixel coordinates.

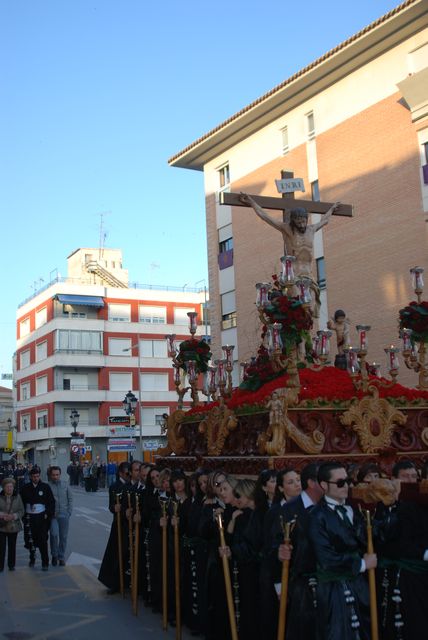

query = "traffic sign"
[{"left": 71, "top": 445, "right": 79, "bottom": 453}]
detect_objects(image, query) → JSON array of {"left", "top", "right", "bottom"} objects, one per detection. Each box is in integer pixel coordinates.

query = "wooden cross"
[{"left": 219, "top": 170, "right": 353, "bottom": 218}]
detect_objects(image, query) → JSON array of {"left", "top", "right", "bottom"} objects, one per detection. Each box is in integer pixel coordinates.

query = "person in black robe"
[
  {"left": 308, "top": 461, "right": 376, "bottom": 640},
  {"left": 274, "top": 462, "right": 324, "bottom": 640},
  {"left": 142, "top": 466, "right": 165, "bottom": 612},
  {"left": 98, "top": 461, "right": 131, "bottom": 593},
  {"left": 20, "top": 466, "right": 55, "bottom": 570}
]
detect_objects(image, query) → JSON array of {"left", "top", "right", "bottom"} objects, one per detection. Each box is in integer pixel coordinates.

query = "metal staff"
[
  {"left": 160, "top": 498, "right": 169, "bottom": 631},
  {"left": 277, "top": 519, "right": 292, "bottom": 640},
  {"left": 115, "top": 493, "right": 125, "bottom": 598},
  {"left": 365, "top": 510, "right": 379, "bottom": 640},
  {"left": 173, "top": 501, "right": 182, "bottom": 640},
  {"left": 133, "top": 494, "right": 140, "bottom": 616},
  {"left": 216, "top": 513, "right": 238, "bottom": 640},
  {"left": 127, "top": 492, "right": 134, "bottom": 608}
]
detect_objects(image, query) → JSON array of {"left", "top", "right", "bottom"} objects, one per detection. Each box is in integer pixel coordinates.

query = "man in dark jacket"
[
  {"left": 20, "top": 466, "right": 55, "bottom": 570},
  {"left": 308, "top": 462, "right": 377, "bottom": 640}
]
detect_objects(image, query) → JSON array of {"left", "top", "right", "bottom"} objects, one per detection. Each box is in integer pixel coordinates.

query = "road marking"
[
  {"left": 67, "top": 551, "right": 102, "bottom": 577},
  {"left": 65, "top": 564, "right": 106, "bottom": 599},
  {"left": 74, "top": 511, "right": 111, "bottom": 530},
  {"left": 7, "top": 567, "right": 48, "bottom": 609}
]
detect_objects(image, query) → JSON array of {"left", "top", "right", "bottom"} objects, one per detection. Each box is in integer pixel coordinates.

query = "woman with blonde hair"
[{"left": 0, "top": 478, "right": 24, "bottom": 571}]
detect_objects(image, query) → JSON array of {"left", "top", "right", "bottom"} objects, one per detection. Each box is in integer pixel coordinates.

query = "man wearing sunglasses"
[{"left": 308, "top": 462, "right": 376, "bottom": 640}]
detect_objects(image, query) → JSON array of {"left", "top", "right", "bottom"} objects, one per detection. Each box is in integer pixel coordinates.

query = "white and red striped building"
[{"left": 14, "top": 248, "right": 208, "bottom": 470}]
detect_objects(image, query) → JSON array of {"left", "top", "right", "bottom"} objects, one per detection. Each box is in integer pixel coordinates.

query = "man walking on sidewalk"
[{"left": 48, "top": 466, "right": 73, "bottom": 566}]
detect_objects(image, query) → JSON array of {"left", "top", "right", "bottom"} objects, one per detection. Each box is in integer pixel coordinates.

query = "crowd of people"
[
  {"left": 98, "top": 458, "right": 428, "bottom": 640},
  {"left": 0, "top": 465, "right": 72, "bottom": 572}
]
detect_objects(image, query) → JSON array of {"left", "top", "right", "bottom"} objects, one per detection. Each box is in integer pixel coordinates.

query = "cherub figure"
[{"left": 327, "top": 309, "right": 350, "bottom": 369}]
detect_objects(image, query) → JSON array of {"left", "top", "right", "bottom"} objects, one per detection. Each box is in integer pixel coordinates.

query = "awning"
[
  {"left": 35, "top": 442, "right": 51, "bottom": 451},
  {"left": 56, "top": 294, "right": 104, "bottom": 307}
]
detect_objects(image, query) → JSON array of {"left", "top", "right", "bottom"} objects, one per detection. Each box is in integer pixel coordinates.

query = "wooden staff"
[
  {"left": 173, "top": 502, "right": 182, "bottom": 640},
  {"left": 277, "top": 519, "right": 292, "bottom": 640},
  {"left": 366, "top": 510, "right": 379, "bottom": 640},
  {"left": 216, "top": 513, "right": 238, "bottom": 640},
  {"left": 127, "top": 492, "right": 134, "bottom": 607},
  {"left": 133, "top": 494, "right": 140, "bottom": 616},
  {"left": 161, "top": 498, "right": 168, "bottom": 631},
  {"left": 115, "top": 493, "right": 125, "bottom": 598}
]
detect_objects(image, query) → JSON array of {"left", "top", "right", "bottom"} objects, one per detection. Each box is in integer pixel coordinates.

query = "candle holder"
[
  {"left": 165, "top": 334, "right": 177, "bottom": 358},
  {"left": 356, "top": 325, "right": 371, "bottom": 354},
  {"left": 410, "top": 266, "right": 424, "bottom": 303},
  {"left": 279, "top": 255, "right": 296, "bottom": 287},
  {"left": 316, "top": 329, "right": 332, "bottom": 364},
  {"left": 222, "top": 345, "right": 235, "bottom": 397},
  {"left": 402, "top": 340, "right": 428, "bottom": 390},
  {"left": 255, "top": 283, "right": 270, "bottom": 309},
  {"left": 384, "top": 346, "right": 400, "bottom": 385},
  {"left": 295, "top": 278, "right": 312, "bottom": 307},
  {"left": 187, "top": 311, "right": 198, "bottom": 336}
]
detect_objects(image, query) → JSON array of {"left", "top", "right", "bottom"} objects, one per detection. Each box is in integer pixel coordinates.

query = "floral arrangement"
[
  {"left": 177, "top": 338, "right": 211, "bottom": 373},
  {"left": 398, "top": 301, "right": 428, "bottom": 343},
  {"left": 264, "top": 276, "right": 313, "bottom": 352}
]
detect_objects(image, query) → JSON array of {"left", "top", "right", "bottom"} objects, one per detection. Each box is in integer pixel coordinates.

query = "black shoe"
[
  {"left": 42, "top": 565, "right": 49, "bottom": 572},
  {"left": 52, "top": 557, "right": 58, "bottom": 566},
  {"left": 59, "top": 559, "right": 65, "bottom": 566},
  {"left": 29, "top": 560, "right": 35, "bottom": 568},
  {"left": 8, "top": 567, "right": 15, "bottom": 571}
]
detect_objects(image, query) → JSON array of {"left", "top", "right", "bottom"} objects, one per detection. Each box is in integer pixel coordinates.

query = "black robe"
[
  {"left": 20, "top": 480, "right": 55, "bottom": 566},
  {"left": 98, "top": 479, "right": 130, "bottom": 591},
  {"left": 308, "top": 498, "right": 370, "bottom": 640}
]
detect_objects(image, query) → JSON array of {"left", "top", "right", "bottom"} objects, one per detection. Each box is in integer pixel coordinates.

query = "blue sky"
[{"left": 0, "top": 0, "right": 402, "bottom": 383}]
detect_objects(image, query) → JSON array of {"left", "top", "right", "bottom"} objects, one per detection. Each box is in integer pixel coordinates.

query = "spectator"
[
  {"left": 0, "top": 477, "right": 24, "bottom": 572},
  {"left": 82, "top": 462, "right": 91, "bottom": 492},
  {"left": 48, "top": 466, "right": 73, "bottom": 566},
  {"left": 106, "top": 460, "right": 117, "bottom": 488}
]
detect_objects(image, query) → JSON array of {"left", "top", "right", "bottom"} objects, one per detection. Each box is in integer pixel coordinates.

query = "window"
[
  {"left": 142, "top": 407, "right": 169, "bottom": 427},
  {"left": 218, "top": 164, "right": 230, "bottom": 189},
  {"left": 219, "top": 237, "right": 233, "bottom": 253},
  {"left": 306, "top": 111, "right": 315, "bottom": 140},
  {"left": 222, "top": 311, "right": 237, "bottom": 330},
  {"left": 174, "top": 307, "right": 196, "bottom": 326},
  {"left": 108, "top": 303, "right": 131, "bottom": 322},
  {"left": 56, "top": 330, "right": 102, "bottom": 352},
  {"left": 316, "top": 257, "right": 326, "bottom": 289},
  {"left": 281, "top": 126, "right": 289, "bottom": 154},
  {"left": 20, "top": 317, "right": 30, "bottom": 338},
  {"left": 64, "top": 408, "right": 89, "bottom": 425},
  {"left": 21, "top": 381, "right": 30, "bottom": 401},
  {"left": 311, "top": 180, "right": 320, "bottom": 202},
  {"left": 36, "top": 341, "right": 47, "bottom": 362},
  {"left": 36, "top": 375, "right": 48, "bottom": 396},
  {"left": 21, "top": 414, "right": 30, "bottom": 431},
  {"left": 424, "top": 141, "right": 428, "bottom": 164},
  {"left": 109, "top": 337, "right": 132, "bottom": 356},
  {"left": 37, "top": 411, "right": 48, "bottom": 429},
  {"left": 221, "top": 291, "right": 236, "bottom": 316},
  {"left": 35, "top": 307, "right": 47, "bottom": 328},
  {"left": 63, "top": 310, "right": 87, "bottom": 318},
  {"left": 140, "top": 373, "right": 169, "bottom": 391},
  {"left": 63, "top": 373, "right": 88, "bottom": 391},
  {"left": 140, "top": 339, "right": 167, "bottom": 358},
  {"left": 139, "top": 305, "right": 166, "bottom": 324},
  {"left": 109, "top": 372, "right": 133, "bottom": 391},
  {"left": 20, "top": 349, "right": 30, "bottom": 369}
]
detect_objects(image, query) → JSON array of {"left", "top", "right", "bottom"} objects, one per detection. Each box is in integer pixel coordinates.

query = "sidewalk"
[{"left": 0, "top": 563, "right": 192, "bottom": 639}]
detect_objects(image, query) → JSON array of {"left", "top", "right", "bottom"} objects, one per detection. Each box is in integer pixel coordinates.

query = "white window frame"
[
  {"left": 140, "top": 373, "right": 169, "bottom": 391},
  {"left": 35, "top": 306, "right": 47, "bottom": 328},
  {"left": 36, "top": 375, "right": 48, "bottom": 396},
  {"left": 139, "top": 339, "right": 168, "bottom": 358},
  {"left": 20, "top": 317, "right": 30, "bottom": 338},
  {"left": 37, "top": 410, "right": 48, "bottom": 429},
  {"left": 20, "top": 349, "right": 30, "bottom": 369},
  {"left": 174, "top": 307, "right": 196, "bottom": 326},
  {"left": 109, "top": 337, "right": 132, "bottom": 356},
  {"left": 306, "top": 111, "right": 315, "bottom": 140},
  {"left": 108, "top": 303, "right": 131, "bottom": 323},
  {"left": 21, "top": 414, "right": 30, "bottom": 431},
  {"left": 36, "top": 341, "right": 47, "bottom": 362},
  {"left": 281, "top": 125, "right": 289, "bottom": 155},
  {"left": 141, "top": 407, "right": 169, "bottom": 427},
  {"left": 218, "top": 163, "right": 230, "bottom": 189},
  {"left": 139, "top": 305, "right": 167, "bottom": 324},
  {"left": 109, "top": 372, "right": 133, "bottom": 391},
  {"left": 21, "top": 381, "right": 30, "bottom": 401}
]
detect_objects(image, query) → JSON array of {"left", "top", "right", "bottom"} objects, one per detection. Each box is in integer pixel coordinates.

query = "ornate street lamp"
[
  {"left": 122, "top": 390, "right": 138, "bottom": 417},
  {"left": 70, "top": 409, "right": 80, "bottom": 437}
]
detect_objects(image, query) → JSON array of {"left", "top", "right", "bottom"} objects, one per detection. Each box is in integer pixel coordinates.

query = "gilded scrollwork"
[
  {"left": 421, "top": 427, "right": 428, "bottom": 447},
  {"left": 157, "top": 410, "right": 187, "bottom": 456},
  {"left": 198, "top": 398, "right": 238, "bottom": 455},
  {"left": 340, "top": 387, "right": 407, "bottom": 453}
]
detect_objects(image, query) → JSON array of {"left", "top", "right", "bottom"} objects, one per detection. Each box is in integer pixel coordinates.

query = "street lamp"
[
  {"left": 70, "top": 409, "right": 80, "bottom": 437},
  {"left": 122, "top": 390, "right": 138, "bottom": 417}
]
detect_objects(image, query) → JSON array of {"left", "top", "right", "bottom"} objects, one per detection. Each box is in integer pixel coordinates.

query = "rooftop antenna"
[{"left": 98, "top": 211, "right": 111, "bottom": 260}]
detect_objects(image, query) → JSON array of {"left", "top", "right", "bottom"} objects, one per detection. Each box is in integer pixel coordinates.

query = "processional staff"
[
  {"left": 277, "top": 519, "right": 293, "bottom": 640},
  {"left": 160, "top": 497, "right": 169, "bottom": 631},
  {"left": 216, "top": 513, "right": 238, "bottom": 640},
  {"left": 365, "top": 510, "right": 379, "bottom": 640},
  {"left": 127, "top": 492, "right": 135, "bottom": 610},
  {"left": 133, "top": 494, "right": 140, "bottom": 616},
  {"left": 173, "top": 501, "right": 182, "bottom": 640},
  {"left": 115, "top": 492, "right": 125, "bottom": 598}
]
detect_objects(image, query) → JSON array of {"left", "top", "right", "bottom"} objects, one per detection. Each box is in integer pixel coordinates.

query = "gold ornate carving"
[
  {"left": 258, "top": 389, "right": 325, "bottom": 455},
  {"left": 340, "top": 386, "right": 407, "bottom": 453},
  {"left": 421, "top": 427, "right": 428, "bottom": 447},
  {"left": 198, "top": 398, "right": 238, "bottom": 455},
  {"left": 157, "top": 410, "right": 187, "bottom": 456}
]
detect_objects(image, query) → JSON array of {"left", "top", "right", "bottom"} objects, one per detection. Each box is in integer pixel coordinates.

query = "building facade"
[
  {"left": 0, "top": 386, "right": 13, "bottom": 463},
  {"left": 14, "top": 248, "right": 208, "bottom": 470},
  {"left": 169, "top": 0, "right": 428, "bottom": 387}
]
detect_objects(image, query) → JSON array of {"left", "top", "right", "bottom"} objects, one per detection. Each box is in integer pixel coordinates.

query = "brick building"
[
  {"left": 14, "top": 248, "right": 208, "bottom": 470},
  {"left": 169, "top": 0, "right": 428, "bottom": 387}
]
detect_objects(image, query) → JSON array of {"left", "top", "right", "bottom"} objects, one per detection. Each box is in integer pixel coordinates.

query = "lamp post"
[
  {"left": 122, "top": 390, "right": 138, "bottom": 461},
  {"left": 122, "top": 340, "right": 143, "bottom": 458},
  {"left": 70, "top": 409, "right": 80, "bottom": 437}
]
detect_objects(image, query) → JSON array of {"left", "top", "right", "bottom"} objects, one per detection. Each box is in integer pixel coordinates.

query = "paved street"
[{"left": 0, "top": 485, "right": 192, "bottom": 639}]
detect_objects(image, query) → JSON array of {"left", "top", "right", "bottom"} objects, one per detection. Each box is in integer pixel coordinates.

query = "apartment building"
[
  {"left": 14, "top": 248, "right": 208, "bottom": 470},
  {"left": 169, "top": 0, "right": 428, "bottom": 386}
]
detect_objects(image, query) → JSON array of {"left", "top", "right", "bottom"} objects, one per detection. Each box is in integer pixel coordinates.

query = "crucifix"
[{"left": 219, "top": 171, "right": 353, "bottom": 318}]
